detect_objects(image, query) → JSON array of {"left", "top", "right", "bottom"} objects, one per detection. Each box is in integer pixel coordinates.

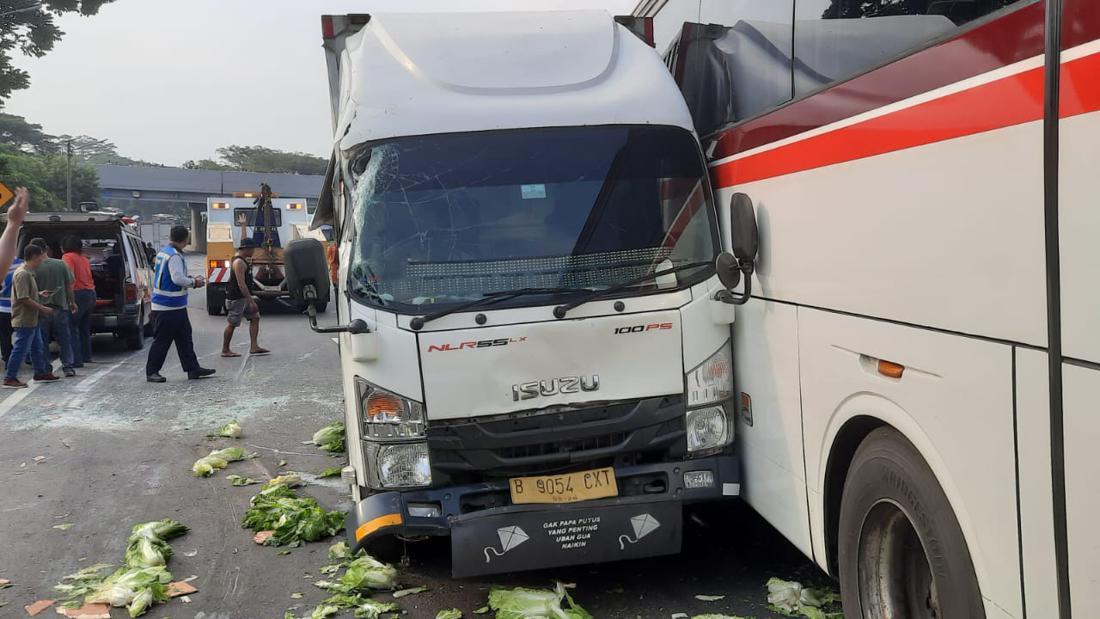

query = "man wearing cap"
[{"left": 221, "top": 237, "right": 270, "bottom": 358}]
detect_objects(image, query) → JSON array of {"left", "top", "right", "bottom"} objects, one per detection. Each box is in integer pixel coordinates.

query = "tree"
[
  {"left": 184, "top": 145, "right": 327, "bottom": 175},
  {"left": 0, "top": 143, "right": 100, "bottom": 211},
  {"left": 1, "top": 0, "right": 116, "bottom": 106},
  {"left": 0, "top": 112, "right": 52, "bottom": 152}
]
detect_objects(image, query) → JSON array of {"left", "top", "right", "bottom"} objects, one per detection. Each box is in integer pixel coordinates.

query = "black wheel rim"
[{"left": 856, "top": 500, "right": 940, "bottom": 618}]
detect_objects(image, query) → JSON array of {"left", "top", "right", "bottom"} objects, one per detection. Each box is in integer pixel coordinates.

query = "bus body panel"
[
  {"left": 1014, "top": 347, "right": 1059, "bottom": 618},
  {"left": 796, "top": 307, "right": 1020, "bottom": 617},
  {"left": 1060, "top": 3, "right": 1100, "bottom": 615},
  {"left": 731, "top": 298, "right": 813, "bottom": 557},
  {"left": 1061, "top": 364, "right": 1100, "bottom": 617}
]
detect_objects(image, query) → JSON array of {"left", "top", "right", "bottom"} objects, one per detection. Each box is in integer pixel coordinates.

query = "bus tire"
[{"left": 838, "top": 427, "right": 984, "bottom": 619}]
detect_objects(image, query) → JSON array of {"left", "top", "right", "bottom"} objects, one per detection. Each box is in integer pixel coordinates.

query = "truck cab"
[{"left": 289, "top": 10, "right": 758, "bottom": 577}]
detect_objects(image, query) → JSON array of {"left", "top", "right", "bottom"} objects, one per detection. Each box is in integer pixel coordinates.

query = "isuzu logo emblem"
[{"left": 511, "top": 375, "right": 600, "bottom": 401}]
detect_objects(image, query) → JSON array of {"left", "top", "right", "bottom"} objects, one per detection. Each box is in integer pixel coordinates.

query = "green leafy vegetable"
[
  {"left": 765, "top": 578, "right": 842, "bottom": 619},
  {"left": 214, "top": 420, "right": 243, "bottom": 438},
  {"left": 318, "top": 466, "right": 343, "bottom": 478},
  {"left": 242, "top": 484, "right": 344, "bottom": 547},
  {"left": 227, "top": 474, "right": 262, "bottom": 486},
  {"left": 437, "top": 609, "right": 463, "bottom": 619},
  {"left": 192, "top": 447, "right": 255, "bottom": 477},
  {"left": 339, "top": 555, "right": 397, "bottom": 592},
  {"left": 312, "top": 422, "right": 346, "bottom": 453},
  {"left": 487, "top": 582, "right": 592, "bottom": 619},
  {"left": 328, "top": 541, "right": 351, "bottom": 562},
  {"left": 473, "top": 607, "right": 490, "bottom": 615}
]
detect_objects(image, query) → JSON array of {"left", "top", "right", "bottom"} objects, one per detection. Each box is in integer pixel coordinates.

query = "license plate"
[{"left": 509, "top": 467, "right": 618, "bottom": 505}]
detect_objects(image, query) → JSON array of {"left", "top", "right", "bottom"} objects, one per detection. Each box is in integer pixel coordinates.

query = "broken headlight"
[{"left": 354, "top": 377, "right": 426, "bottom": 440}]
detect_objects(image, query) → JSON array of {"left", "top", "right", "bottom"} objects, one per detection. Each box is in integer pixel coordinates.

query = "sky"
[{"left": 6, "top": 0, "right": 638, "bottom": 167}]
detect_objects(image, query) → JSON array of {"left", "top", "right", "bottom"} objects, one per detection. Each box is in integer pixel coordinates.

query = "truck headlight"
[
  {"left": 686, "top": 406, "right": 730, "bottom": 453},
  {"left": 355, "top": 377, "right": 425, "bottom": 439},
  {"left": 366, "top": 442, "right": 431, "bottom": 489},
  {"left": 685, "top": 341, "right": 732, "bottom": 407}
]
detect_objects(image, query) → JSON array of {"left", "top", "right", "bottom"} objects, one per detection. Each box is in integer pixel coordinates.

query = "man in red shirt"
[{"left": 62, "top": 235, "right": 96, "bottom": 366}]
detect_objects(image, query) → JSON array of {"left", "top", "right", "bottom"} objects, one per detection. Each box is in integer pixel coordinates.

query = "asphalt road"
[{"left": 0, "top": 254, "right": 826, "bottom": 619}]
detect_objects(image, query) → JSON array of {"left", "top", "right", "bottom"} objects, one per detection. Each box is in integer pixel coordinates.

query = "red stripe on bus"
[
  {"left": 711, "top": 64, "right": 1046, "bottom": 188},
  {"left": 706, "top": 2, "right": 1046, "bottom": 162},
  {"left": 1060, "top": 48, "right": 1100, "bottom": 118}
]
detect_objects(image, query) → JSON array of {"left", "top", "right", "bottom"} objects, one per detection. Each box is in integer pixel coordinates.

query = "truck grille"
[{"left": 426, "top": 395, "right": 685, "bottom": 480}]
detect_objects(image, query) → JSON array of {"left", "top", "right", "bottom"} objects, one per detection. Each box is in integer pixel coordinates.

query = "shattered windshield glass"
[{"left": 346, "top": 125, "right": 718, "bottom": 311}]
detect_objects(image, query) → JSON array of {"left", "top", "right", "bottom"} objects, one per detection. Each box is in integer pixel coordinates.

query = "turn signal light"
[
  {"left": 877, "top": 360, "right": 905, "bottom": 379},
  {"left": 366, "top": 392, "right": 403, "bottom": 421}
]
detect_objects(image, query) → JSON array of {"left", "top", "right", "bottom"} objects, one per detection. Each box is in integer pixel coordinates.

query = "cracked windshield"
[{"left": 348, "top": 125, "right": 718, "bottom": 310}]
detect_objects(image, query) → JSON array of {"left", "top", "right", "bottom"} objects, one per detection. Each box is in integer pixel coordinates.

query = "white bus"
[{"left": 634, "top": 0, "right": 1098, "bottom": 616}]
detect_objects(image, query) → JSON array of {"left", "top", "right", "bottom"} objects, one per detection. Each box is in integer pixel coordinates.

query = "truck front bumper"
[{"left": 345, "top": 455, "right": 739, "bottom": 577}]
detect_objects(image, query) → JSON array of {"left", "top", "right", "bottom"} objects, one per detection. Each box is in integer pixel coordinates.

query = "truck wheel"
[
  {"left": 838, "top": 427, "right": 984, "bottom": 619},
  {"left": 207, "top": 285, "right": 224, "bottom": 316},
  {"left": 316, "top": 302, "right": 328, "bottom": 314}
]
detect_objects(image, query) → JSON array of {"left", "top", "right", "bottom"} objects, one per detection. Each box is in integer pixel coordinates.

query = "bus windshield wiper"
[
  {"left": 552, "top": 261, "right": 713, "bottom": 319},
  {"left": 409, "top": 286, "right": 586, "bottom": 331}
]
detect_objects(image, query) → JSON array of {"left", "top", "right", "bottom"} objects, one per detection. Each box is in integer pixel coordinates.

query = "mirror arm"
[
  {"left": 714, "top": 261, "right": 755, "bottom": 306},
  {"left": 302, "top": 283, "right": 368, "bottom": 334}
]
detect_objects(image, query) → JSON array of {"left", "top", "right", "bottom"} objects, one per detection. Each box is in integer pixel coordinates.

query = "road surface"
[{"left": 0, "top": 254, "right": 826, "bottom": 618}]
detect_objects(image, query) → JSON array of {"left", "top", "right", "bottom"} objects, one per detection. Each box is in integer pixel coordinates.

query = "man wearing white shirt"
[{"left": 145, "top": 226, "right": 216, "bottom": 383}]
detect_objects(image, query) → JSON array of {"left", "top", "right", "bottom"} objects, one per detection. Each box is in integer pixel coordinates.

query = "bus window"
[
  {"left": 794, "top": 0, "right": 1024, "bottom": 97},
  {"left": 674, "top": 1, "right": 794, "bottom": 136}
]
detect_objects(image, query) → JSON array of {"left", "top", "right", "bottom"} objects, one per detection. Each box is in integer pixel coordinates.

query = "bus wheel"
[{"left": 838, "top": 427, "right": 984, "bottom": 619}]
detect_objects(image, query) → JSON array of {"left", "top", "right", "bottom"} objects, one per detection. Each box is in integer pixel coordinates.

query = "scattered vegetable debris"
[
  {"left": 392, "top": 585, "right": 427, "bottom": 598},
  {"left": 52, "top": 519, "right": 189, "bottom": 617},
  {"left": 318, "top": 466, "right": 343, "bottom": 478},
  {"left": 53, "top": 523, "right": 75, "bottom": 531},
  {"left": 436, "top": 609, "right": 463, "bottom": 619},
  {"left": 312, "top": 422, "right": 346, "bottom": 453},
  {"left": 192, "top": 446, "right": 256, "bottom": 477},
  {"left": 212, "top": 420, "right": 243, "bottom": 439},
  {"left": 766, "top": 578, "right": 842, "bottom": 619},
  {"left": 487, "top": 582, "right": 592, "bottom": 619},
  {"left": 694, "top": 595, "right": 725, "bottom": 602},
  {"left": 227, "top": 474, "right": 262, "bottom": 486},
  {"left": 243, "top": 483, "right": 344, "bottom": 547}
]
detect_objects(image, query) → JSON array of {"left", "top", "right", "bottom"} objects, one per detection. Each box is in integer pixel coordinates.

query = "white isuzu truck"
[{"left": 285, "top": 10, "right": 759, "bottom": 577}]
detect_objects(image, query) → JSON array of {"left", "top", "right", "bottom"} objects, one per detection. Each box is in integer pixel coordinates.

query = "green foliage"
[
  {"left": 1, "top": 1, "right": 117, "bottom": 106},
  {"left": 0, "top": 143, "right": 99, "bottom": 210},
  {"left": 184, "top": 145, "right": 327, "bottom": 175}
]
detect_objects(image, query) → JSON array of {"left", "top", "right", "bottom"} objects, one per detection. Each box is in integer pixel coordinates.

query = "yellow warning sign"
[{"left": 0, "top": 182, "right": 12, "bottom": 210}]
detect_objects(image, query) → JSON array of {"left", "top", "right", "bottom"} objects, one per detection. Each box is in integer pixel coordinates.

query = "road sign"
[{"left": 0, "top": 182, "right": 12, "bottom": 210}]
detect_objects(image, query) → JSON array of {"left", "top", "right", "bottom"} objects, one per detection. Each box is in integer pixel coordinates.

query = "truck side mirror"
[
  {"left": 715, "top": 193, "right": 760, "bottom": 306},
  {"left": 730, "top": 192, "right": 759, "bottom": 264},
  {"left": 286, "top": 239, "right": 367, "bottom": 334},
  {"left": 285, "top": 239, "right": 331, "bottom": 305}
]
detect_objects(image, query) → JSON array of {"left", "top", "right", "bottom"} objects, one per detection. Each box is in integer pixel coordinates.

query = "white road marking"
[{"left": 0, "top": 381, "right": 41, "bottom": 419}]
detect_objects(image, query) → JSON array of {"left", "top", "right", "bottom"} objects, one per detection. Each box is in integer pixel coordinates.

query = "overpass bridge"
[{"left": 96, "top": 165, "right": 324, "bottom": 252}]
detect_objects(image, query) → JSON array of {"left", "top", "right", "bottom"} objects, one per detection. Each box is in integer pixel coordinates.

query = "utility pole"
[{"left": 66, "top": 138, "right": 73, "bottom": 210}]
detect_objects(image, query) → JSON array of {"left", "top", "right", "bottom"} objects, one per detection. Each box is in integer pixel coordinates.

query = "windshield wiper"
[
  {"left": 409, "top": 286, "right": 586, "bottom": 331},
  {"left": 552, "top": 261, "right": 713, "bottom": 319}
]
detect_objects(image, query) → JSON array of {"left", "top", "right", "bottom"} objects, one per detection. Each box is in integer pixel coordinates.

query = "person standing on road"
[
  {"left": 0, "top": 254, "right": 23, "bottom": 365},
  {"left": 0, "top": 187, "right": 30, "bottom": 365},
  {"left": 221, "top": 237, "right": 270, "bottom": 358},
  {"left": 3, "top": 244, "right": 59, "bottom": 388},
  {"left": 28, "top": 237, "right": 77, "bottom": 377},
  {"left": 62, "top": 235, "right": 96, "bottom": 366},
  {"left": 145, "top": 226, "right": 216, "bottom": 383}
]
